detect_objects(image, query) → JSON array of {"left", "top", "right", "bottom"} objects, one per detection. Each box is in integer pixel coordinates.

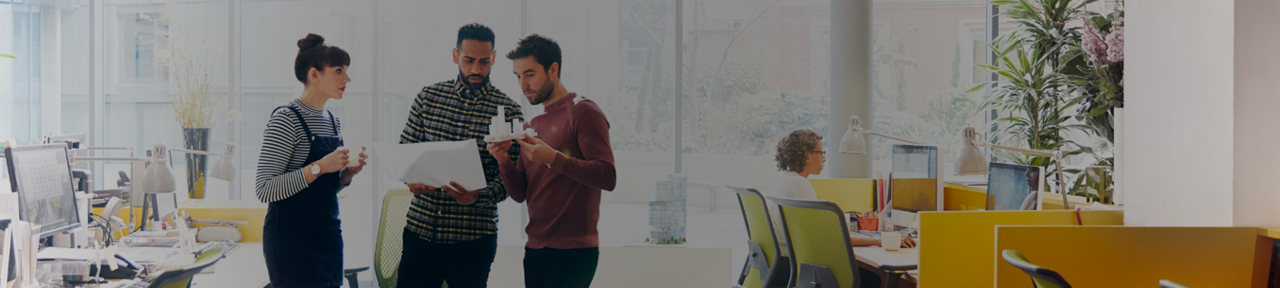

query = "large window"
[
  {"left": 4, "top": 0, "right": 1011, "bottom": 284},
  {"left": 1, "top": 0, "right": 92, "bottom": 192}
]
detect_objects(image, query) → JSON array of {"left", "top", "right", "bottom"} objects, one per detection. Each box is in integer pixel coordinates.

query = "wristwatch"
[{"left": 310, "top": 163, "right": 321, "bottom": 175}]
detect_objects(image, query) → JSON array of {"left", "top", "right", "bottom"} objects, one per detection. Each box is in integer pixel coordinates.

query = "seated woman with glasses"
[
  {"left": 766, "top": 129, "right": 915, "bottom": 288},
  {"left": 765, "top": 129, "right": 915, "bottom": 248}
]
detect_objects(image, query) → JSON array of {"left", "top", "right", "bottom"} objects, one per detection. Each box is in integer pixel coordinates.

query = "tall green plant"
[
  {"left": 979, "top": 0, "right": 1099, "bottom": 193},
  {"left": 992, "top": 0, "right": 1098, "bottom": 68},
  {"left": 980, "top": 32, "right": 1089, "bottom": 171}
]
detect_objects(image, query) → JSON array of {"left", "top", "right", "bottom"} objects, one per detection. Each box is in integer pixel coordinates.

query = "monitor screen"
[
  {"left": 891, "top": 144, "right": 943, "bottom": 212},
  {"left": 44, "top": 133, "right": 87, "bottom": 149},
  {"left": 152, "top": 192, "right": 178, "bottom": 220},
  {"left": 4, "top": 143, "right": 81, "bottom": 238},
  {"left": 986, "top": 162, "right": 1044, "bottom": 211}
]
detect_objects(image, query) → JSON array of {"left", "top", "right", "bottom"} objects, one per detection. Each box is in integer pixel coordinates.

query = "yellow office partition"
[
  {"left": 95, "top": 201, "right": 268, "bottom": 242},
  {"left": 995, "top": 226, "right": 1271, "bottom": 288},
  {"left": 917, "top": 210, "right": 1124, "bottom": 288},
  {"left": 809, "top": 178, "right": 875, "bottom": 213},
  {"left": 942, "top": 183, "right": 992, "bottom": 211}
]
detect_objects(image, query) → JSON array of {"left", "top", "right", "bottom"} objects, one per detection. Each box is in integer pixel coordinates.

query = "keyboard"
[
  {"left": 855, "top": 231, "right": 881, "bottom": 238},
  {"left": 195, "top": 240, "right": 240, "bottom": 256}
]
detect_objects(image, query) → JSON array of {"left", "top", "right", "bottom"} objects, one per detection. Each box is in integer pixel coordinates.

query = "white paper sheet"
[{"left": 372, "top": 140, "right": 487, "bottom": 190}]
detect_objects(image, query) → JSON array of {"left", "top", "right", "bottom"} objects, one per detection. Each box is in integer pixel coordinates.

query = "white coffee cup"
[
  {"left": 880, "top": 231, "right": 901, "bottom": 251},
  {"left": 336, "top": 146, "right": 362, "bottom": 167}
]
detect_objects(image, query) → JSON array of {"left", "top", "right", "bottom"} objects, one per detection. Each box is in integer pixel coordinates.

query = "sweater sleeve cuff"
[{"left": 548, "top": 151, "right": 570, "bottom": 172}]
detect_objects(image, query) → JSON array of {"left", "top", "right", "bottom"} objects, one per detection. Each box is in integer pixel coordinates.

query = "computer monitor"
[
  {"left": 3, "top": 143, "right": 82, "bottom": 239},
  {"left": 986, "top": 162, "right": 1044, "bottom": 211},
  {"left": 151, "top": 192, "right": 178, "bottom": 221},
  {"left": 890, "top": 144, "right": 944, "bottom": 212},
  {"left": 44, "top": 133, "right": 87, "bottom": 149}
]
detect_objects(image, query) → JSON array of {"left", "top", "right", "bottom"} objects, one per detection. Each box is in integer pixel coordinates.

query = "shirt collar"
[
  {"left": 454, "top": 75, "right": 493, "bottom": 96},
  {"left": 543, "top": 92, "right": 577, "bottom": 112},
  {"left": 290, "top": 98, "right": 323, "bottom": 115}
]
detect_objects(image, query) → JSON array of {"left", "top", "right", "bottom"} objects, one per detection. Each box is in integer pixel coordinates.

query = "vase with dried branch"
[{"left": 139, "top": 3, "right": 233, "bottom": 200}]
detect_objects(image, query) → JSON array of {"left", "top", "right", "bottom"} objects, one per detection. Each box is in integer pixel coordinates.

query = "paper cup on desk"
[{"left": 880, "top": 231, "right": 901, "bottom": 251}]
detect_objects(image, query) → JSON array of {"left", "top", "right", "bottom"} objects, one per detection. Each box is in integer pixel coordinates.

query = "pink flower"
[
  {"left": 1082, "top": 26, "right": 1108, "bottom": 64},
  {"left": 1105, "top": 25, "right": 1124, "bottom": 63}
]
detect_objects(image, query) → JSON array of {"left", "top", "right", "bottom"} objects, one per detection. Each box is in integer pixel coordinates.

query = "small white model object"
[{"left": 484, "top": 106, "right": 538, "bottom": 142}]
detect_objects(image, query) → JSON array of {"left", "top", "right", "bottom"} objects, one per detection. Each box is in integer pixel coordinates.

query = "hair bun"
[{"left": 298, "top": 33, "right": 325, "bottom": 50}]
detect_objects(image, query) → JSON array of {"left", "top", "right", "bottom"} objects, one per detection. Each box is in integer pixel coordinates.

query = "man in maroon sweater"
[{"left": 487, "top": 34, "right": 616, "bottom": 288}]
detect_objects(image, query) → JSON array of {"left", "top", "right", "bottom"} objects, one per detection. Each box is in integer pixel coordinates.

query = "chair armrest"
[{"left": 345, "top": 266, "right": 370, "bottom": 274}]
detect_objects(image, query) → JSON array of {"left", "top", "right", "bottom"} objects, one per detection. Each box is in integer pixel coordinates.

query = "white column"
[
  {"left": 42, "top": 7, "right": 63, "bottom": 136},
  {"left": 0, "top": 4, "right": 15, "bottom": 141},
  {"left": 1126, "top": 0, "right": 1234, "bottom": 226},
  {"left": 827, "top": 0, "right": 873, "bottom": 178},
  {"left": 1232, "top": 0, "right": 1280, "bottom": 227}
]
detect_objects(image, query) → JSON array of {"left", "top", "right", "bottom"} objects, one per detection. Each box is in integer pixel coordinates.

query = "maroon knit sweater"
[{"left": 499, "top": 93, "right": 617, "bottom": 249}]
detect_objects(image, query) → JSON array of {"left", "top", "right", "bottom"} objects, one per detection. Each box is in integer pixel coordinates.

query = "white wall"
[
  {"left": 1128, "top": 0, "right": 1280, "bottom": 227},
  {"left": 1125, "top": 0, "right": 1235, "bottom": 226},
  {"left": 1232, "top": 0, "right": 1280, "bottom": 227}
]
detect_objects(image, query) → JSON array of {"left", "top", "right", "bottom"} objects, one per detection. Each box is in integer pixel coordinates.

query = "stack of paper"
[{"left": 372, "top": 140, "right": 487, "bottom": 189}]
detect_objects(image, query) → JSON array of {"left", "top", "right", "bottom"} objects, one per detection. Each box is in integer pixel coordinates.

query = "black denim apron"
[{"left": 262, "top": 105, "right": 344, "bottom": 288}]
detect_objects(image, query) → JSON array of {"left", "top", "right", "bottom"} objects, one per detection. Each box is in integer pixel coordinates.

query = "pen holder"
[{"left": 858, "top": 218, "right": 879, "bottom": 232}]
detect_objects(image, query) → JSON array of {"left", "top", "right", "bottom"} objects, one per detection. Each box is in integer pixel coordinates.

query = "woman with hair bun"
[{"left": 255, "top": 33, "right": 367, "bottom": 288}]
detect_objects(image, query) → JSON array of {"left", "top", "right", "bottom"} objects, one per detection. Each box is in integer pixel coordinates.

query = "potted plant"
[
  {"left": 140, "top": 3, "right": 231, "bottom": 200},
  {"left": 1063, "top": 2, "right": 1124, "bottom": 203},
  {"left": 981, "top": 0, "right": 1098, "bottom": 194}
]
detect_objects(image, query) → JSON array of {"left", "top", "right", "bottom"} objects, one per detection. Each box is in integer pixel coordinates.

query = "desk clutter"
[{"left": 35, "top": 239, "right": 240, "bottom": 287}]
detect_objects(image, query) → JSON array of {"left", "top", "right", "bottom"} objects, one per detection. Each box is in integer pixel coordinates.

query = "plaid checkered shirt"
[{"left": 398, "top": 76, "right": 523, "bottom": 244}]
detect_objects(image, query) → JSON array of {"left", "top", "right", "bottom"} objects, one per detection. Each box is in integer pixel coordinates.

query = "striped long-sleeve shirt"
[
  {"left": 255, "top": 99, "right": 344, "bottom": 203},
  {"left": 399, "top": 77, "right": 523, "bottom": 244}
]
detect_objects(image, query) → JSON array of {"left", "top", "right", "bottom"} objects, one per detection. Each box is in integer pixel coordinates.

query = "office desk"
[
  {"left": 191, "top": 243, "right": 268, "bottom": 288},
  {"left": 852, "top": 247, "right": 919, "bottom": 287}
]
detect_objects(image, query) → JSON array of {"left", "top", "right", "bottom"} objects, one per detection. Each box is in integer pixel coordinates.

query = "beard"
[
  {"left": 527, "top": 77, "right": 555, "bottom": 105},
  {"left": 458, "top": 69, "right": 490, "bottom": 90}
]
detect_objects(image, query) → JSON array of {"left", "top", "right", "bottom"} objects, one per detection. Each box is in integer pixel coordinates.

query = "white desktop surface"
[{"left": 190, "top": 243, "right": 269, "bottom": 288}]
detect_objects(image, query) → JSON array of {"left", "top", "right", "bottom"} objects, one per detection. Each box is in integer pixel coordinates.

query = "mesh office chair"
[
  {"left": 728, "top": 185, "right": 791, "bottom": 288},
  {"left": 148, "top": 248, "right": 224, "bottom": 288},
  {"left": 376, "top": 189, "right": 413, "bottom": 288},
  {"left": 1001, "top": 249, "right": 1072, "bottom": 288},
  {"left": 771, "top": 197, "right": 915, "bottom": 288},
  {"left": 1159, "top": 279, "right": 1194, "bottom": 288}
]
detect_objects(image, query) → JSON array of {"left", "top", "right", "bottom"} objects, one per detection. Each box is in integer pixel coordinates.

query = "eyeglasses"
[{"left": 809, "top": 150, "right": 826, "bottom": 156}]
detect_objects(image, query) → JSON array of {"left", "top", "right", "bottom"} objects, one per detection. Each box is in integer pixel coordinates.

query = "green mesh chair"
[
  {"left": 1001, "top": 249, "right": 1072, "bottom": 288},
  {"left": 148, "top": 248, "right": 224, "bottom": 288},
  {"left": 728, "top": 185, "right": 790, "bottom": 288},
  {"left": 1159, "top": 280, "right": 1194, "bottom": 288},
  {"left": 376, "top": 189, "right": 413, "bottom": 288},
  {"left": 771, "top": 197, "right": 915, "bottom": 288}
]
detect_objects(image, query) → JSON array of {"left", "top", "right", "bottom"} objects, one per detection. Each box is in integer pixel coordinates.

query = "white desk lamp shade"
[
  {"left": 139, "top": 142, "right": 177, "bottom": 193},
  {"left": 955, "top": 126, "right": 990, "bottom": 175},
  {"left": 839, "top": 115, "right": 868, "bottom": 154},
  {"left": 209, "top": 143, "right": 237, "bottom": 181}
]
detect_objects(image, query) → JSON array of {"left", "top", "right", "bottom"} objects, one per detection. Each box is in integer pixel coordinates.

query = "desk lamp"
[
  {"left": 955, "top": 126, "right": 1069, "bottom": 210},
  {"left": 172, "top": 143, "right": 237, "bottom": 182},
  {"left": 838, "top": 115, "right": 921, "bottom": 154}
]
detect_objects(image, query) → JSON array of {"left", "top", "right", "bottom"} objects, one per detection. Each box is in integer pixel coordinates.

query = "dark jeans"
[
  {"left": 523, "top": 247, "right": 599, "bottom": 288},
  {"left": 396, "top": 229, "right": 498, "bottom": 288}
]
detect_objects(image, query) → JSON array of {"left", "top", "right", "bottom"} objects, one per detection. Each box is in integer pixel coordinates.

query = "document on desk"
[{"left": 372, "top": 140, "right": 487, "bottom": 189}]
